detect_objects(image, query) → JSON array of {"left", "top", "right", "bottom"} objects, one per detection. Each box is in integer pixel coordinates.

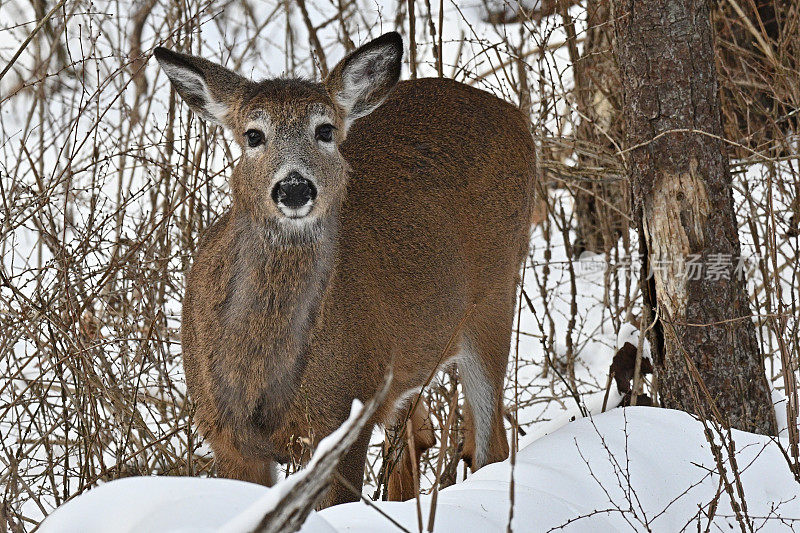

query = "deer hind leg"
[
  {"left": 459, "top": 319, "right": 511, "bottom": 471},
  {"left": 385, "top": 398, "right": 436, "bottom": 501}
]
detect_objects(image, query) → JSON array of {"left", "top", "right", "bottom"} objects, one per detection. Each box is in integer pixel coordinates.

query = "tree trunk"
[
  {"left": 613, "top": 0, "right": 777, "bottom": 435},
  {"left": 570, "top": 0, "right": 629, "bottom": 256}
]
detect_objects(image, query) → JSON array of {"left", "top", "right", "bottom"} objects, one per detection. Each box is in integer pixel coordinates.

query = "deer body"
[{"left": 157, "top": 33, "right": 535, "bottom": 507}]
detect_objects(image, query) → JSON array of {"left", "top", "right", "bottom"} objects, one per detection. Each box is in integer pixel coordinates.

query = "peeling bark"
[{"left": 614, "top": 0, "right": 777, "bottom": 435}]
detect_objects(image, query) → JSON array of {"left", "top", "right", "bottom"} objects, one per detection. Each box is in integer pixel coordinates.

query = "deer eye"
[
  {"left": 315, "top": 124, "right": 335, "bottom": 143},
  {"left": 245, "top": 129, "right": 264, "bottom": 147}
]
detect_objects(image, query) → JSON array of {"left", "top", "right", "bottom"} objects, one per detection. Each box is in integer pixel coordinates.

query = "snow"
[
  {"left": 37, "top": 477, "right": 268, "bottom": 533},
  {"left": 40, "top": 407, "right": 800, "bottom": 532}
]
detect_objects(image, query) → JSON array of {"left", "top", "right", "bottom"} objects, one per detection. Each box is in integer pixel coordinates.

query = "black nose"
[{"left": 271, "top": 172, "right": 317, "bottom": 209}]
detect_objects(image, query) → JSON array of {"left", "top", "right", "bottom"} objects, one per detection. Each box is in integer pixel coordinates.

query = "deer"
[{"left": 154, "top": 31, "right": 536, "bottom": 507}]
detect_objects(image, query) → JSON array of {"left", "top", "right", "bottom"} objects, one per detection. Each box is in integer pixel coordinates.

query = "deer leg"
[
  {"left": 211, "top": 432, "right": 275, "bottom": 486},
  {"left": 385, "top": 398, "right": 436, "bottom": 501},
  {"left": 459, "top": 316, "right": 511, "bottom": 470},
  {"left": 317, "top": 424, "right": 373, "bottom": 508}
]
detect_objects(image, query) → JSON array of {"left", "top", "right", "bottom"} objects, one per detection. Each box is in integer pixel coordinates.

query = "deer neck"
[{"left": 227, "top": 208, "right": 338, "bottom": 348}]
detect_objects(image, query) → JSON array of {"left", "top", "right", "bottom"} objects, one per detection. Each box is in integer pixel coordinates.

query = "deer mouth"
[{"left": 278, "top": 202, "right": 314, "bottom": 219}]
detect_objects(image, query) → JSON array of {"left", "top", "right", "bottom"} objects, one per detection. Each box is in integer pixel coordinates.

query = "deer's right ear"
[{"left": 154, "top": 47, "right": 245, "bottom": 127}]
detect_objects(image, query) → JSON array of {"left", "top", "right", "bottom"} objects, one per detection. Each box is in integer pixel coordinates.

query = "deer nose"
[{"left": 271, "top": 172, "right": 317, "bottom": 209}]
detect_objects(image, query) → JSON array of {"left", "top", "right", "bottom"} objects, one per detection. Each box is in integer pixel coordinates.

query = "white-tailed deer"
[{"left": 155, "top": 32, "right": 535, "bottom": 507}]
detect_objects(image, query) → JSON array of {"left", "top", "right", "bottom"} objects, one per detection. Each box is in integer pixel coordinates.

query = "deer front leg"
[
  {"left": 317, "top": 425, "right": 373, "bottom": 509},
  {"left": 209, "top": 430, "right": 276, "bottom": 486}
]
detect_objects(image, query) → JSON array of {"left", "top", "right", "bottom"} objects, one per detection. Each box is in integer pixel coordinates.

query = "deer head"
[{"left": 154, "top": 33, "right": 403, "bottom": 245}]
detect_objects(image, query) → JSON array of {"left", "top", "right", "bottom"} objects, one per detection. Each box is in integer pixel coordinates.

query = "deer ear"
[
  {"left": 325, "top": 32, "right": 403, "bottom": 129},
  {"left": 154, "top": 47, "right": 246, "bottom": 127}
]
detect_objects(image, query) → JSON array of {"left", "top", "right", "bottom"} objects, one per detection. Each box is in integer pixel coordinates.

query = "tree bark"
[{"left": 613, "top": 0, "right": 777, "bottom": 435}]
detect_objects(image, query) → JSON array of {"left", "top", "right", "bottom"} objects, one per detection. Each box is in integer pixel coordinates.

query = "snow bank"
[{"left": 40, "top": 407, "right": 800, "bottom": 532}]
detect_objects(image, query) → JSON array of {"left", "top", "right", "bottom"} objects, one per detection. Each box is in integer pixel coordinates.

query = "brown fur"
[{"left": 157, "top": 33, "right": 535, "bottom": 507}]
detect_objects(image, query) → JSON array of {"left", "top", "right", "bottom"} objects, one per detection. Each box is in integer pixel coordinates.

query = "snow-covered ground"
[{"left": 40, "top": 407, "right": 800, "bottom": 532}]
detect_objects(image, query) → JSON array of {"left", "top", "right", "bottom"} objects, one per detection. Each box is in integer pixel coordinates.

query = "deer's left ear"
[{"left": 325, "top": 32, "right": 403, "bottom": 129}]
